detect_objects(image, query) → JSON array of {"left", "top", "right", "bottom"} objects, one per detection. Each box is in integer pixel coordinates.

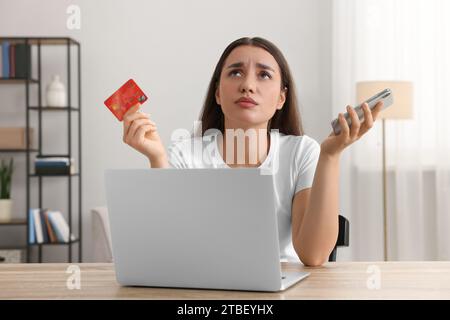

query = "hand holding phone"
[
  {"left": 104, "top": 79, "right": 148, "bottom": 121},
  {"left": 331, "top": 88, "right": 394, "bottom": 135}
]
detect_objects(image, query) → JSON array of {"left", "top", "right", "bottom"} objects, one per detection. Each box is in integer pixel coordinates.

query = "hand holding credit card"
[
  {"left": 107, "top": 79, "right": 167, "bottom": 165},
  {"left": 104, "top": 79, "right": 148, "bottom": 121}
]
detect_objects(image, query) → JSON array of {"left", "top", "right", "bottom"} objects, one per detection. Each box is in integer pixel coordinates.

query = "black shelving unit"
[{"left": 0, "top": 37, "right": 82, "bottom": 263}]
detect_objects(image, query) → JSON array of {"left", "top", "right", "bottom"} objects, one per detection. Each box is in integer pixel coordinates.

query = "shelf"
[
  {"left": 0, "top": 37, "right": 79, "bottom": 46},
  {"left": 35, "top": 154, "right": 72, "bottom": 158},
  {"left": 0, "top": 78, "right": 38, "bottom": 84},
  {"left": 0, "top": 219, "right": 27, "bottom": 226},
  {"left": 28, "top": 106, "right": 79, "bottom": 112},
  {"left": 0, "top": 245, "right": 27, "bottom": 250},
  {"left": 0, "top": 149, "right": 39, "bottom": 153},
  {"left": 29, "top": 238, "right": 79, "bottom": 246},
  {"left": 29, "top": 173, "right": 79, "bottom": 177},
  {"left": 0, "top": 35, "right": 82, "bottom": 263}
]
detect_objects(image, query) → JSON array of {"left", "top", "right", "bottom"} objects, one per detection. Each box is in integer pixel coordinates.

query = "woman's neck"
[{"left": 218, "top": 120, "right": 270, "bottom": 168}]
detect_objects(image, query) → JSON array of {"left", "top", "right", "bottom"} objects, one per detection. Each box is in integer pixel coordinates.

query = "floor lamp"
[{"left": 356, "top": 81, "right": 413, "bottom": 261}]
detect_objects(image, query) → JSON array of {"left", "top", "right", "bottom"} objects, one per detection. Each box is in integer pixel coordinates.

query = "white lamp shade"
[{"left": 356, "top": 81, "right": 414, "bottom": 120}]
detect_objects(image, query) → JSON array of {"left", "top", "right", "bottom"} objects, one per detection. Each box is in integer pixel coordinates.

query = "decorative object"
[
  {"left": 356, "top": 81, "right": 413, "bottom": 261},
  {"left": 0, "top": 158, "right": 14, "bottom": 222},
  {"left": 0, "top": 127, "right": 34, "bottom": 149},
  {"left": 46, "top": 75, "right": 66, "bottom": 107},
  {"left": 0, "top": 250, "right": 22, "bottom": 263}
]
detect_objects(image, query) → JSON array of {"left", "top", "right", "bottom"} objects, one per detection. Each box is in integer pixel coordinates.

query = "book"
[
  {"left": 9, "top": 44, "right": 15, "bottom": 78},
  {"left": 1, "top": 41, "right": 9, "bottom": 77},
  {"left": 33, "top": 208, "right": 44, "bottom": 244},
  {"left": 0, "top": 44, "right": 2, "bottom": 76},
  {"left": 34, "top": 161, "right": 69, "bottom": 168},
  {"left": 47, "top": 211, "right": 76, "bottom": 243},
  {"left": 35, "top": 157, "right": 73, "bottom": 164},
  {"left": 39, "top": 209, "right": 49, "bottom": 243},
  {"left": 14, "top": 43, "right": 31, "bottom": 78},
  {"left": 35, "top": 166, "right": 75, "bottom": 175},
  {"left": 28, "top": 208, "right": 36, "bottom": 244},
  {"left": 0, "top": 42, "right": 32, "bottom": 79},
  {"left": 43, "top": 209, "right": 57, "bottom": 243},
  {"left": 48, "top": 212, "right": 63, "bottom": 242},
  {"left": 35, "top": 157, "right": 75, "bottom": 175}
]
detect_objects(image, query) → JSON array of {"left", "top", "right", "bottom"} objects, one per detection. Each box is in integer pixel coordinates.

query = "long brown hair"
[{"left": 198, "top": 37, "right": 304, "bottom": 136}]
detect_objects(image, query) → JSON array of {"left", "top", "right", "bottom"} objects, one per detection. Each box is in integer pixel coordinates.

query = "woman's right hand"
[{"left": 122, "top": 103, "right": 168, "bottom": 165}]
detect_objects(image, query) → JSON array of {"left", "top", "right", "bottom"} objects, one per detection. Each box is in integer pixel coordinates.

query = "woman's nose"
[{"left": 239, "top": 76, "right": 256, "bottom": 93}]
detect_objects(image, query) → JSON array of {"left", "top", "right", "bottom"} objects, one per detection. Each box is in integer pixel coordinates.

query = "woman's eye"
[
  {"left": 260, "top": 71, "right": 272, "bottom": 79},
  {"left": 228, "top": 69, "right": 272, "bottom": 79},
  {"left": 229, "top": 70, "right": 242, "bottom": 77}
]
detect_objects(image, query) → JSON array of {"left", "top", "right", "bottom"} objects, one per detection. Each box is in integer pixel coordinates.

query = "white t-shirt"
[{"left": 167, "top": 130, "right": 321, "bottom": 262}]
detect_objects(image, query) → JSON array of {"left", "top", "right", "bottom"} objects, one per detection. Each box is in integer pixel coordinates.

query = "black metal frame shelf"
[
  {"left": 0, "top": 149, "right": 39, "bottom": 153},
  {"left": 0, "top": 78, "right": 39, "bottom": 83},
  {"left": 29, "top": 238, "right": 80, "bottom": 246},
  {"left": 0, "top": 37, "right": 80, "bottom": 46},
  {"left": 0, "top": 219, "right": 27, "bottom": 226},
  {"left": 0, "top": 36, "right": 82, "bottom": 263},
  {"left": 28, "top": 106, "right": 79, "bottom": 111},
  {"left": 0, "top": 245, "right": 28, "bottom": 250},
  {"left": 29, "top": 173, "right": 80, "bottom": 177}
]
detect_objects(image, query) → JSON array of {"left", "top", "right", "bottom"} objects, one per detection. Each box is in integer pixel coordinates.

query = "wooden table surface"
[{"left": 1, "top": 261, "right": 449, "bottom": 299}]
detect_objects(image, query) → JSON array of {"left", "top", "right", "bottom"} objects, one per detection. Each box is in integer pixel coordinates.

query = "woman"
[{"left": 122, "top": 37, "right": 383, "bottom": 266}]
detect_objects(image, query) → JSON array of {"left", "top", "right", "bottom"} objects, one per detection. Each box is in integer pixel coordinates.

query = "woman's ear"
[{"left": 276, "top": 87, "right": 287, "bottom": 110}]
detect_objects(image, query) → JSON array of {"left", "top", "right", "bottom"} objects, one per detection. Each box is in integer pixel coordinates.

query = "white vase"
[
  {"left": 46, "top": 75, "right": 66, "bottom": 107},
  {"left": 0, "top": 199, "right": 12, "bottom": 222}
]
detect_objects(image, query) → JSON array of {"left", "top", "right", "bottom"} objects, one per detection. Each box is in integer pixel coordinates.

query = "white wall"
[{"left": 0, "top": 0, "right": 332, "bottom": 262}]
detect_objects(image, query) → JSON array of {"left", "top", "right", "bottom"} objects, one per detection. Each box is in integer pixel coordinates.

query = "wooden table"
[{"left": 0, "top": 261, "right": 449, "bottom": 299}]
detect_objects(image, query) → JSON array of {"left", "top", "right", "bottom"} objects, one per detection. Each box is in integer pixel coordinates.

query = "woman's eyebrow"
[{"left": 226, "top": 62, "right": 275, "bottom": 72}]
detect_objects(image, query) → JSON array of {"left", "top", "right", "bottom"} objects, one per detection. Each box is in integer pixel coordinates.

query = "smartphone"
[
  {"left": 104, "top": 79, "right": 148, "bottom": 121},
  {"left": 331, "top": 88, "right": 394, "bottom": 135}
]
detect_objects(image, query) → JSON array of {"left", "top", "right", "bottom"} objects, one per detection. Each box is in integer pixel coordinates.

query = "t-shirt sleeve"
[{"left": 294, "top": 136, "right": 321, "bottom": 194}]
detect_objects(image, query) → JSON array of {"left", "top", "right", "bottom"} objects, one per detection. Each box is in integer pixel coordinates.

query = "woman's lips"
[
  {"left": 236, "top": 101, "right": 257, "bottom": 108},
  {"left": 235, "top": 96, "right": 258, "bottom": 108}
]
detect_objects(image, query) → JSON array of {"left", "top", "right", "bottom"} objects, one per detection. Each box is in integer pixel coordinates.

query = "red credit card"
[{"left": 104, "top": 79, "right": 148, "bottom": 121}]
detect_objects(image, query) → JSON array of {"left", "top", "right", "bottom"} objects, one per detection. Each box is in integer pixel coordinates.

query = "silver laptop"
[{"left": 104, "top": 168, "right": 309, "bottom": 292}]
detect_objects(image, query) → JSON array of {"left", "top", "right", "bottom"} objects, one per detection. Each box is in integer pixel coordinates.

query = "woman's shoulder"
[{"left": 273, "top": 132, "right": 321, "bottom": 166}]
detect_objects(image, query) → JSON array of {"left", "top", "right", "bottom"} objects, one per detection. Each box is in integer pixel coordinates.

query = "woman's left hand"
[{"left": 320, "top": 101, "right": 384, "bottom": 158}]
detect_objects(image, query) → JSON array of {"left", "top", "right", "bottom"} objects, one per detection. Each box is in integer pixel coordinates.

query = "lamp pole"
[{"left": 382, "top": 118, "right": 388, "bottom": 261}]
